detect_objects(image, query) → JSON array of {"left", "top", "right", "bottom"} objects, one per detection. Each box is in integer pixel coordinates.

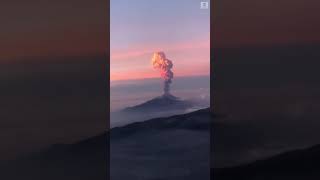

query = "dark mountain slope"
[
  {"left": 214, "top": 144, "right": 320, "bottom": 180},
  {"left": 0, "top": 134, "right": 108, "bottom": 180},
  {"left": 0, "top": 108, "right": 212, "bottom": 180},
  {"left": 110, "top": 108, "right": 212, "bottom": 180}
]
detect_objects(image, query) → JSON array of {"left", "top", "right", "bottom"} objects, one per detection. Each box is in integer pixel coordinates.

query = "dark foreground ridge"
[
  {"left": 0, "top": 108, "right": 212, "bottom": 180},
  {"left": 0, "top": 134, "right": 108, "bottom": 180},
  {"left": 110, "top": 108, "right": 212, "bottom": 180},
  {"left": 112, "top": 108, "right": 212, "bottom": 138},
  {"left": 3, "top": 106, "right": 320, "bottom": 180},
  {"left": 214, "top": 144, "right": 320, "bottom": 180}
]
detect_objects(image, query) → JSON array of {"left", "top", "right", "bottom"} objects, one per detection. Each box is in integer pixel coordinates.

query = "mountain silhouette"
[
  {"left": 0, "top": 134, "right": 107, "bottom": 180},
  {"left": 110, "top": 108, "right": 212, "bottom": 180},
  {"left": 214, "top": 144, "right": 320, "bottom": 180},
  {"left": 111, "top": 94, "right": 197, "bottom": 127},
  {"left": 122, "top": 93, "right": 194, "bottom": 113},
  {"left": 1, "top": 108, "right": 212, "bottom": 180}
]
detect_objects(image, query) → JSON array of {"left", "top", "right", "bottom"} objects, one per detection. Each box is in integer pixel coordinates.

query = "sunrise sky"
[
  {"left": 2, "top": 0, "right": 319, "bottom": 67},
  {"left": 110, "top": 0, "right": 210, "bottom": 81}
]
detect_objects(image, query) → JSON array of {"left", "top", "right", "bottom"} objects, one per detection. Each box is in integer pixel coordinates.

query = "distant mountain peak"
[
  {"left": 159, "top": 93, "right": 179, "bottom": 100},
  {"left": 122, "top": 93, "right": 193, "bottom": 113}
]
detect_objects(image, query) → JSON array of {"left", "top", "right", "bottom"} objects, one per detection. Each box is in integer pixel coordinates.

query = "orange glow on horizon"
[
  {"left": 110, "top": 64, "right": 209, "bottom": 82},
  {"left": 110, "top": 70, "right": 158, "bottom": 81}
]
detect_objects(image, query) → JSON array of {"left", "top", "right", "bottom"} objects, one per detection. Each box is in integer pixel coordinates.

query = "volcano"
[
  {"left": 122, "top": 93, "right": 194, "bottom": 113},
  {"left": 111, "top": 94, "right": 195, "bottom": 127}
]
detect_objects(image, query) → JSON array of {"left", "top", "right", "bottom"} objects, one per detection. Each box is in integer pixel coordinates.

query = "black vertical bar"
[{"left": 106, "top": 0, "right": 110, "bottom": 180}]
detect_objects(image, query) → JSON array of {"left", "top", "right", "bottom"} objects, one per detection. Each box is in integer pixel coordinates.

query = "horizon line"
[{"left": 110, "top": 74, "right": 210, "bottom": 83}]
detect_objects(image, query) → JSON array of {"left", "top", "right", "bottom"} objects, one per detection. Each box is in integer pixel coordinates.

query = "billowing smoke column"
[{"left": 151, "top": 52, "right": 174, "bottom": 95}]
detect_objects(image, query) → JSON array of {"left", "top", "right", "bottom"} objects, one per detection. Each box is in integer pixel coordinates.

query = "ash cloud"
[{"left": 151, "top": 52, "right": 174, "bottom": 95}]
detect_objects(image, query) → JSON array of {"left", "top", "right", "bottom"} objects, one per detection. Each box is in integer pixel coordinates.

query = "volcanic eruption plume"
[{"left": 152, "top": 52, "right": 174, "bottom": 95}]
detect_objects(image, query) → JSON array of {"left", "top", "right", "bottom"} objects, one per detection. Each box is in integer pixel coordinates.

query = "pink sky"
[
  {"left": 110, "top": 38, "right": 210, "bottom": 81},
  {"left": 110, "top": 0, "right": 210, "bottom": 81}
]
